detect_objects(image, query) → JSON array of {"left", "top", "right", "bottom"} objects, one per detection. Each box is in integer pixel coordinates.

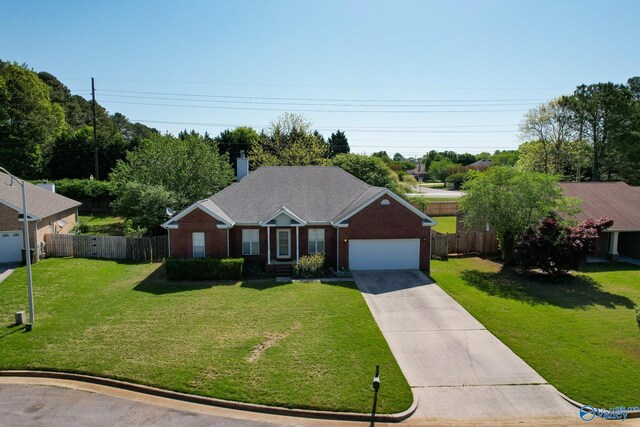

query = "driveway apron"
[
  {"left": 353, "top": 270, "right": 577, "bottom": 423},
  {"left": 0, "top": 263, "right": 18, "bottom": 284}
]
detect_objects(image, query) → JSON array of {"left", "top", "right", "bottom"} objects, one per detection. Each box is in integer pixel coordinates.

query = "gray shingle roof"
[
  {"left": 0, "top": 173, "right": 81, "bottom": 219},
  {"left": 208, "top": 166, "right": 384, "bottom": 224},
  {"left": 560, "top": 182, "right": 640, "bottom": 231}
]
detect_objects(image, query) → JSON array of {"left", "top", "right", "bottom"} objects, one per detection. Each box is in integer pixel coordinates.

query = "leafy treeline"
[
  {"left": 517, "top": 77, "right": 640, "bottom": 184},
  {"left": 0, "top": 60, "right": 159, "bottom": 179}
]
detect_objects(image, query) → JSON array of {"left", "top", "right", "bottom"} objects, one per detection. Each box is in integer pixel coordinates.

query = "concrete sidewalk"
[{"left": 352, "top": 270, "right": 578, "bottom": 424}]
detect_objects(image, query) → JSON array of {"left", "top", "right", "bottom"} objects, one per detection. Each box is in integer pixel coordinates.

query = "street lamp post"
[{"left": 1, "top": 167, "right": 34, "bottom": 328}]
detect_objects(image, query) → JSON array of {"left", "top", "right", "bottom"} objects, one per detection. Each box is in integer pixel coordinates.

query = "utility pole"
[{"left": 91, "top": 77, "right": 99, "bottom": 180}]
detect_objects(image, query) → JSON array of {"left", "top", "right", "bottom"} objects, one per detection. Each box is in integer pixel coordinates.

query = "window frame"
[
  {"left": 276, "top": 229, "right": 291, "bottom": 258},
  {"left": 307, "top": 228, "right": 325, "bottom": 254},
  {"left": 192, "top": 232, "right": 205, "bottom": 258},
  {"left": 242, "top": 229, "right": 260, "bottom": 255}
]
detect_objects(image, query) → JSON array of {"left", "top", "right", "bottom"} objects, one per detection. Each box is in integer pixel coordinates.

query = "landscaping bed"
[
  {"left": 0, "top": 258, "right": 412, "bottom": 413},
  {"left": 430, "top": 257, "right": 640, "bottom": 408}
]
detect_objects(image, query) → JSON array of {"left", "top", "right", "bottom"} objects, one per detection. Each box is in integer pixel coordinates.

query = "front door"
[{"left": 276, "top": 229, "right": 291, "bottom": 259}]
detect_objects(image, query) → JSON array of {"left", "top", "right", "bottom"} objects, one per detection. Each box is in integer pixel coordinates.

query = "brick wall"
[
  {"left": 1, "top": 204, "right": 77, "bottom": 258},
  {"left": 168, "top": 198, "right": 430, "bottom": 271},
  {"left": 338, "top": 195, "right": 431, "bottom": 270},
  {"left": 169, "top": 208, "right": 228, "bottom": 258},
  {"left": 229, "top": 226, "right": 267, "bottom": 267}
]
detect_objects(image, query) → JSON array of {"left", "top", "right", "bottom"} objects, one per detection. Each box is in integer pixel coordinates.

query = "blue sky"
[{"left": 2, "top": 0, "right": 638, "bottom": 157}]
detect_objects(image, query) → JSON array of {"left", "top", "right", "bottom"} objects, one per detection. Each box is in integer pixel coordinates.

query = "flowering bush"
[
  {"left": 294, "top": 253, "right": 326, "bottom": 278},
  {"left": 514, "top": 214, "right": 613, "bottom": 277}
]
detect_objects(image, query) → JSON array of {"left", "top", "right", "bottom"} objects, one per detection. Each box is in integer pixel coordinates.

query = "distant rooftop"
[
  {"left": 560, "top": 181, "right": 640, "bottom": 231},
  {"left": 0, "top": 173, "right": 81, "bottom": 219}
]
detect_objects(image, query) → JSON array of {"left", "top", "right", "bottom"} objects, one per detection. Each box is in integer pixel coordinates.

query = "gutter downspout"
[
  {"left": 296, "top": 227, "right": 299, "bottom": 264},
  {"left": 34, "top": 221, "right": 39, "bottom": 261}
]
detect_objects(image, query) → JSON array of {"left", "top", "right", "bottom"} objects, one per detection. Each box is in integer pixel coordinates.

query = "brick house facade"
[
  {"left": 165, "top": 166, "right": 434, "bottom": 272},
  {"left": 1, "top": 173, "right": 81, "bottom": 263}
]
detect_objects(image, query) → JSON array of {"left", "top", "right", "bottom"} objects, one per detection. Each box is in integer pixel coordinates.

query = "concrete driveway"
[
  {"left": 353, "top": 270, "right": 577, "bottom": 424},
  {"left": 0, "top": 263, "right": 18, "bottom": 284}
]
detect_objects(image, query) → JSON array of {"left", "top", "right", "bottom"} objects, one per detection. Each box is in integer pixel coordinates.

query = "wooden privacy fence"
[
  {"left": 431, "top": 230, "right": 500, "bottom": 259},
  {"left": 425, "top": 201, "right": 459, "bottom": 216},
  {"left": 44, "top": 234, "right": 168, "bottom": 262}
]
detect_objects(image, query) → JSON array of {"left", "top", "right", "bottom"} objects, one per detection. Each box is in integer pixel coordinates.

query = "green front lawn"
[
  {"left": 431, "top": 216, "right": 457, "bottom": 234},
  {"left": 431, "top": 258, "right": 640, "bottom": 408},
  {"left": 78, "top": 214, "right": 124, "bottom": 235},
  {"left": 0, "top": 258, "right": 412, "bottom": 413}
]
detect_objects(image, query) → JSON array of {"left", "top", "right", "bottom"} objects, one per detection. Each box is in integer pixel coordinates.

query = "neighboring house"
[
  {"left": 465, "top": 159, "right": 491, "bottom": 171},
  {"left": 0, "top": 173, "right": 81, "bottom": 263},
  {"left": 405, "top": 162, "right": 428, "bottom": 180},
  {"left": 560, "top": 182, "right": 640, "bottom": 261},
  {"left": 163, "top": 164, "right": 436, "bottom": 271}
]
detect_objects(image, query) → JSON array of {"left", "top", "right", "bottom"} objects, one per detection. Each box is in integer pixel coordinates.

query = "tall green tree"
[
  {"left": 0, "top": 61, "right": 66, "bottom": 177},
  {"left": 371, "top": 151, "right": 392, "bottom": 163},
  {"left": 560, "top": 82, "right": 635, "bottom": 181},
  {"left": 215, "top": 126, "right": 259, "bottom": 168},
  {"left": 327, "top": 129, "right": 349, "bottom": 157},
  {"left": 110, "top": 132, "right": 234, "bottom": 228},
  {"left": 459, "top": 167, "right": 575, "bottom": 264},
  {"left": 428, "top": 158, "right": 456, "bottom": 183},
  {"left": 491, "top": 150, "right": 518, "bottom": 166},
  {"left": 518, "top": 99, "right": 574, "bottom": 175},
  {"left": 331, "top": 153, "right": 401, "bottom": 192},
  {"left": 249, "top": 113, "right": 329, "bottom": 167}
]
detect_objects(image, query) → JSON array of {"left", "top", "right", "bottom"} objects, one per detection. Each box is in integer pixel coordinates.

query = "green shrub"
[
  {"left": 54, "top": 179, "right": 113, "bottom": 202},
  {"left": 165, "top": 257, "right": 244, "bottom": 280},
  {"left": 294, "top": 253, "right": 326, "bottom": 278},
  {"left": 445, "top": 172, "right": 467, "bottom": 190},
  {"left": 70, "top": 221, "right": 89, "bottom": 235},
  {"left": 636, "top": 306, "right": 640, "bottom": 328},
  {"left": 407, "top": 196, "right": 429, "bottom": 212}
]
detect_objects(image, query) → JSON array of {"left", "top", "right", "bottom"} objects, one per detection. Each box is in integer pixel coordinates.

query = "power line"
[
  {"left": 97, "top": 93, "right": 537, "bottom": 108},
  {"left": 99, "top": 100, "right": 529, "bottom": 114},
  {"left": 80, "top": 77, "right": 565, "bottom": 91},
  {"left": 96, "top": 88, "right": 549, "bottom": 104},
  {"left": 131, "top": 119, "right": 516, "bottom": 129}
]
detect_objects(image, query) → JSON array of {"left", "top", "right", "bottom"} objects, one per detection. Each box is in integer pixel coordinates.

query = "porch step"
[{"left": 275, "top": 265, "right": 292, "bottom": 277}]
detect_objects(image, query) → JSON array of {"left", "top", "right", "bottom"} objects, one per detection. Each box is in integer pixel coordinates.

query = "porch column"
[
  {"left": 608, "top": 231, "right": 619, "bottom": 262},
  {"left": 296, "top": 227, "right": 299, "bottom": 263},
  {"left": 336, "top": 228, "right": 339, "bottom": 271},
  {"left": 226, "top": 228, "right": 229, "bottom": 257},
  {"left": 267, "top": 226, "right": 271, "bottom": 265}
]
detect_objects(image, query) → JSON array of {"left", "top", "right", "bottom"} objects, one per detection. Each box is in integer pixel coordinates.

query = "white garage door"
[
  {"left": 349, "top": 239, "right": 420, "bottom": 270},
  {"left": 0, "top": 230, "right": 23, "bottom": 263}
]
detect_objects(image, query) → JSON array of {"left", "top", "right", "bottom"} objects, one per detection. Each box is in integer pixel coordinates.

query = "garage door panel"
[
  {"left": 0, "top": 230, "right": 23, "bottom": 263},
  {"left": 349, "top": 239, "right": 419, "bottom": 270}
]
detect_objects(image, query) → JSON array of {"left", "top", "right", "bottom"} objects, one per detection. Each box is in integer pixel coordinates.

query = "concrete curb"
[
  {"left": 0, "top": 370, "right": 417, "bottom": 423},
  {"left": 558, "top": 391, "right": 640, "bottom": 419}
]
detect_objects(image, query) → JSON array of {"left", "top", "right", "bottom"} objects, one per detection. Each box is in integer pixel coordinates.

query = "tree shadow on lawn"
[
  {"left": 133, "top": 264, "right": 365, "bottom": 294},
  {"left": 133, "top": 266, "right": 240, "bottom": 295},
  {"left": 460, "top": 268, "right": 635, "bottom": 309},
  {"left": 133, "top": 266, "right": 287, "bottom": 295}
]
